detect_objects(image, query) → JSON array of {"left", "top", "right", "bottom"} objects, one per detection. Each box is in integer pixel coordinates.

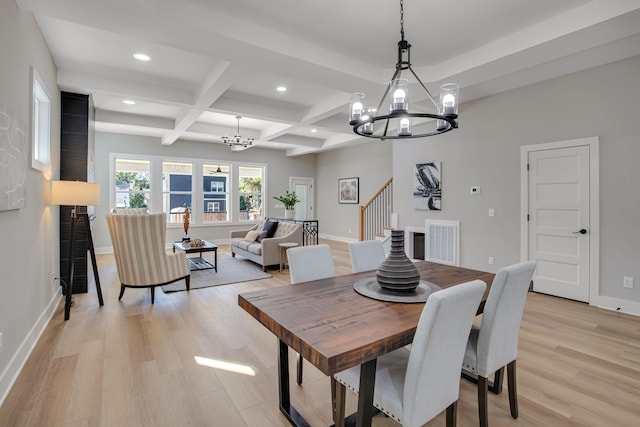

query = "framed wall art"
[
  {"left": 338, "top": 177, "right": 359, "bottom": 204},
  {"left": 413, "top": 162, "right": 441, "bottom": 210}
]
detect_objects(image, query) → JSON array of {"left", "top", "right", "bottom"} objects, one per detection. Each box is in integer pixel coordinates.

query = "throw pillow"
[
  {"left": 244, "top": 230, "right": 260, "bottom": 242},
  {"left": 255, "top": 231, "right": 268, "bottom": 242},
  {"left": 262, "top": 220, "right": 278, "bottom": 238}
]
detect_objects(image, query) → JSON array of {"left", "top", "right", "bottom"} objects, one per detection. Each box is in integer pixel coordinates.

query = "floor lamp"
[{"left": 51, "top": 181, "right": 104, "bottom": 320}]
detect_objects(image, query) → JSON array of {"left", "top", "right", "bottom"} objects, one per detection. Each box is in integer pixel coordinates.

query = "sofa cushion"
[
  {"left": 244, "top": 230, "right": 260, "bottom": 242},
  {"left": 247, "top": 243, "right": 262, "bottom": 255},
  {"left": 255, "top": 230, "right": 268, "bottom": 242},
  {"left": 273, "top": 221, "right": 300, "bottom": 238},
  {"left": 262, "top": 220, "right": 279, "bottom": 238}
]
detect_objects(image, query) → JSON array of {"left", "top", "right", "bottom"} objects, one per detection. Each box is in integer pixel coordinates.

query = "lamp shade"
[{"left": 51, "top": 181, "right": 101, "bottom": 206}]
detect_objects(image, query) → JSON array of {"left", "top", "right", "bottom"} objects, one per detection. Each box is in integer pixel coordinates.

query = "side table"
[{"left": 279, "top": 242, "right": 299, "bottom": 273}]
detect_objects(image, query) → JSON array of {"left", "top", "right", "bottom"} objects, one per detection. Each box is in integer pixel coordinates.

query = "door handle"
[{"left": 573, "top": 229, "right": 588, "bottom": 235}]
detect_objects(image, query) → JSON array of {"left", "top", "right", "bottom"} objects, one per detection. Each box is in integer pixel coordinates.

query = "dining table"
[{"left": 237, "top": 260, "right": 495, "bottom": 427}]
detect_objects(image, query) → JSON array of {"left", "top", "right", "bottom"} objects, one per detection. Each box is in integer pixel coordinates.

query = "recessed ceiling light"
[
  {"left": 133, "top": 53, "right": 151, "bottom": 62},
  {"left": 122, "top": 99, "right": 136, "bottom": 105},
  {"left": 310, "top": 129, "right": 318, "bottom": 133},
  {"left": 276, "top": 86, "right": 287, "bottom": 92}
]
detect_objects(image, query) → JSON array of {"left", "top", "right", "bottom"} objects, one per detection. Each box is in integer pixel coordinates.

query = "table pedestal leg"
[
  {"left": 278, "top": 340, "right": 310, "bottom": 427},
  {"left": 356, "top": 359, "right": 376, "bottom": 427}
]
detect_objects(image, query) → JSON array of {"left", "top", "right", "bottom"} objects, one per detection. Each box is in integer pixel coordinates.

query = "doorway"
[
  {"left": 520, "top": 137, "right": 599, "bottom": 303},
  {"left": 289, "top": 177, "right": 314, "bottom": 221}
]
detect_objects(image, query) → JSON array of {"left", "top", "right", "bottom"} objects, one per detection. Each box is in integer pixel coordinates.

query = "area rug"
[{"left": 161, "top": 254, "right": 272, "bottom": 293}]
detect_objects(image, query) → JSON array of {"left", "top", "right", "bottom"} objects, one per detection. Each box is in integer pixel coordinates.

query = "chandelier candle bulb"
[
  {"left": 391, "top": 79, "right": 408, "bottom": 112},
  {"left": 440, "top": 83, "right": 459, "bottom": 116},
  {"left": 398, "top": 117, "right": 412, "bottom": 136},
  {"left": 349, "top": 93, "right": 365, "bottom": 123},
  {"left": 362, "top": 108, "right": 374, "bottom": 135}
]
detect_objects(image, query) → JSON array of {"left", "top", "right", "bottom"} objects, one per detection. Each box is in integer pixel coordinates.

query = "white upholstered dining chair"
[
  {"left": 286, "top": 244, "right": 336, "bottom": 385},
  {"left": 106, "top": 212, "right": 190, "bottom": 304},
  {"left": 348, "top": 239, "right": 386, "bottom": 273},
  {"left": 332, "top": 280, "right": 487, "bottom": 427},
  {"left": 462, "top": 261, "right": 536, "bottom": 427},
  {"left": 287, "top": 244, "right": 336, "bottom": 284}
]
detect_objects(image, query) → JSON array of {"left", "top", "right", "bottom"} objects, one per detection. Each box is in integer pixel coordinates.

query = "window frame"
[
  {"left": 109, "top": 153, "right": 267, "bottom": 227},
  {"left": 30, "top": 67, "right": 51, "bottom": 173}
]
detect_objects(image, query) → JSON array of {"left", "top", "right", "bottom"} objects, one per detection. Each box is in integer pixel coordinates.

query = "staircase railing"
[{"left": 359, "top": 177, "right": 393, "bottom": 241}]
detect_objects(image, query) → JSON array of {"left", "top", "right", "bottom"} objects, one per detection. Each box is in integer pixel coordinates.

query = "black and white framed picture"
[
  {"left": 338, "top": 177, "right": 359, "bottom": 204},
  {"left": 413, "top": 162, "right": 441, "bottom": 210}
]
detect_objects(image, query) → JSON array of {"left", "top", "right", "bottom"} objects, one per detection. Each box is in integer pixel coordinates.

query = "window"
[
  {"left": 238, "top": 165, "right": 264, "bottom": 222},
  {"left": 115, "top": 158, "right": 150, "bottom": 208},
  {"left": 163, "top": 161, "right": 193, "bottom": 223},
  {"left": 111, "top": 155, "right": 266, "bottom": 226},
  {"left": 203, "top": 163, "right": 229, "bottom": 223},
  {"left": 31, "top": 67, "right": 51, "bottom": 173}
]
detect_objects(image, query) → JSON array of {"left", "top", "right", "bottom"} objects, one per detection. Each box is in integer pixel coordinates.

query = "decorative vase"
[
  {"left": 284, "top": 209, "right": 294, "bottom": 219},
  {"left": 376, "top": 229, "right": 421, "bottom": 292}
]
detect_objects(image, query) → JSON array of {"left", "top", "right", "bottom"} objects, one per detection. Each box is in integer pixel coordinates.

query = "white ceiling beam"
[
  {"left": 162, "top": 61, "right": 235, "bottom": 145},
  {"left": 57, "top": 67, "right": 194, "bottom": 105},
  {"left": 95, "top": 110, "right": 174, "bottom": 129}
]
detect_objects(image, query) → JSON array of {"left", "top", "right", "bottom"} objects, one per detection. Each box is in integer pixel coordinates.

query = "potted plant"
[{"left": 273, "top": 190, "right": 300, "bottom": 219}]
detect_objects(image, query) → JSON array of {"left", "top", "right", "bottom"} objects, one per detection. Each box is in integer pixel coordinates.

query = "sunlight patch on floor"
[{"left": 194, "top": 356, "right": 257, "bottom": 376}]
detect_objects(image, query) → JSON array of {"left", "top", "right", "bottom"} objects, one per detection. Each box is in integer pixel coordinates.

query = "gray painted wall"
[
  {"left": 92, "top": 133, "right": 317, "bottom": 249},
  {"left": 0, "top": 0, "right": 61, "bottom": 400},
  {"left": 316, "top": 141, "right": 393, "bottom": 240},
  {"left": 394, "top": 55, "right": 640, "bottom": 304}
]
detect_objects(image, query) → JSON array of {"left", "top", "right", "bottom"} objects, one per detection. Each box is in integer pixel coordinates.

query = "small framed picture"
[{"left": 338, "top": 177, "right": 359, "bottom": 204}]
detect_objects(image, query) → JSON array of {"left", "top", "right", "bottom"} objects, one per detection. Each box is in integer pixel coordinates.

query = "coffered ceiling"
[{"left": 17, "top": 0, "right": 640, "bottom": 156}]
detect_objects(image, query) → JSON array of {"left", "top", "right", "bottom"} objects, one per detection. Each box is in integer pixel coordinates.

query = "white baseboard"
[
  {"left": 591, "top": 295, "right": 640, "bottom": 316},
  {"left": 0, "top": 288, "right": 61, "bottom": 406}
]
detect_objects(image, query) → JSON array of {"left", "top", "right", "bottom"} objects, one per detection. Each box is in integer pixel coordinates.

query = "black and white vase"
[{"left": 376, "top": 229, "right": 421, "bottom": 292}]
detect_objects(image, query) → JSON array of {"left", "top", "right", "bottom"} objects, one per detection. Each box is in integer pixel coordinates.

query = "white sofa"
[{"left": 230, "top": 220, "right": 303, "bottom": 271}]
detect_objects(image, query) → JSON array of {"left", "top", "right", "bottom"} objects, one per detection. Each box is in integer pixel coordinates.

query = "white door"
[
  {"left": 290, "top": 177, "right": 314, "bottom": 220},
  {"left": 527, "top": 145, "right": 590, "bottom": 301}
]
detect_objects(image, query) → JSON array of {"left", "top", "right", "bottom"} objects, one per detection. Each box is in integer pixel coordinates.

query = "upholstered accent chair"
[
  {"left": 332, "top": 280, "right": 486, "bottom": 427},
  {"left": 286, "top": 244, "right": 336, "bottom": 385},
  {"left": 462, "top": 261, "right": 536, "bottom": 427},
  {"left": 348, "top": 239, "right": 386, "bottom": 273},
  {"left": 106, "top": 212, "right": 190, "bottom": 304},
  {"left": 111, "top": 207, "right": 149, "bottom": 215}
]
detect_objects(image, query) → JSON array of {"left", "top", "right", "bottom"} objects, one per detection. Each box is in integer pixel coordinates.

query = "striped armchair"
[{"left": 106, "top": 212, "right": 190, "bottom": 304}]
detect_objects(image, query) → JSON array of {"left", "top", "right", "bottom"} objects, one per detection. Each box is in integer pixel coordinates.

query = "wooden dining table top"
[{"left": 238, "top": 260, "right": 495, "bottom": 376}]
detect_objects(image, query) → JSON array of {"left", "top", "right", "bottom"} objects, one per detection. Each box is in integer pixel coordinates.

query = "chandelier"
[
  {"left": 349, "top": 0, "right": 459, "bottom": 140},
  {"left": 222, "top": 116, "right": 254, "bottom": 148}
]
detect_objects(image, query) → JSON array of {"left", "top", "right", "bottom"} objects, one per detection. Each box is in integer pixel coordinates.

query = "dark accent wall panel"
[{"left": 60, "top": 92, "right": 94, "bottom": 294}]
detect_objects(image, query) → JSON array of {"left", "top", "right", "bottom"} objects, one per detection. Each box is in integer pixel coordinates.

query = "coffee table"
[{"left": 172, "top": 240, "right": 218, "bottom": 272}]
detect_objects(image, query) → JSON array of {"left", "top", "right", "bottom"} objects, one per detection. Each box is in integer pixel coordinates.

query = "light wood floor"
[{"left": 1, "top": 240, "right": 639, "bottom": 426}]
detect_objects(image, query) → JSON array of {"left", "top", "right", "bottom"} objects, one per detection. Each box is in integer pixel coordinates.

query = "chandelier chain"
[{"left": 400, "top": 0, "right": 405, "bottom": 41}]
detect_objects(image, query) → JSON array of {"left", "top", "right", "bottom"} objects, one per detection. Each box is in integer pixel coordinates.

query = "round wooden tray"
[{"left": 353, "top": 278, "right": 441, "bottom": 303}]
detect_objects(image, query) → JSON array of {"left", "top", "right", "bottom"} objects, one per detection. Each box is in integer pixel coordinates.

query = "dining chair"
[
  {"left": 286, "top": 244, "right": 336, "bottom": 385},
  {"left": 462, "top": 261, "right": 536, "bottom": 427},
  {"left": 287, "top": 244, "right": 336, "bottom": 284},
  {"left": 106, "top": 212, "right": 190, "bottom": 304},
  {"left": 348, "top": 239, "right": 386, "bottom": 273},
  {"left": 332, "top": 280, "right": 487, "bottom": 427}
]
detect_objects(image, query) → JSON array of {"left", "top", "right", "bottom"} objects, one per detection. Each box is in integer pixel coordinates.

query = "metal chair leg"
[{"left": 118, "top": 285, "right": 125, "bottom": 300}]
